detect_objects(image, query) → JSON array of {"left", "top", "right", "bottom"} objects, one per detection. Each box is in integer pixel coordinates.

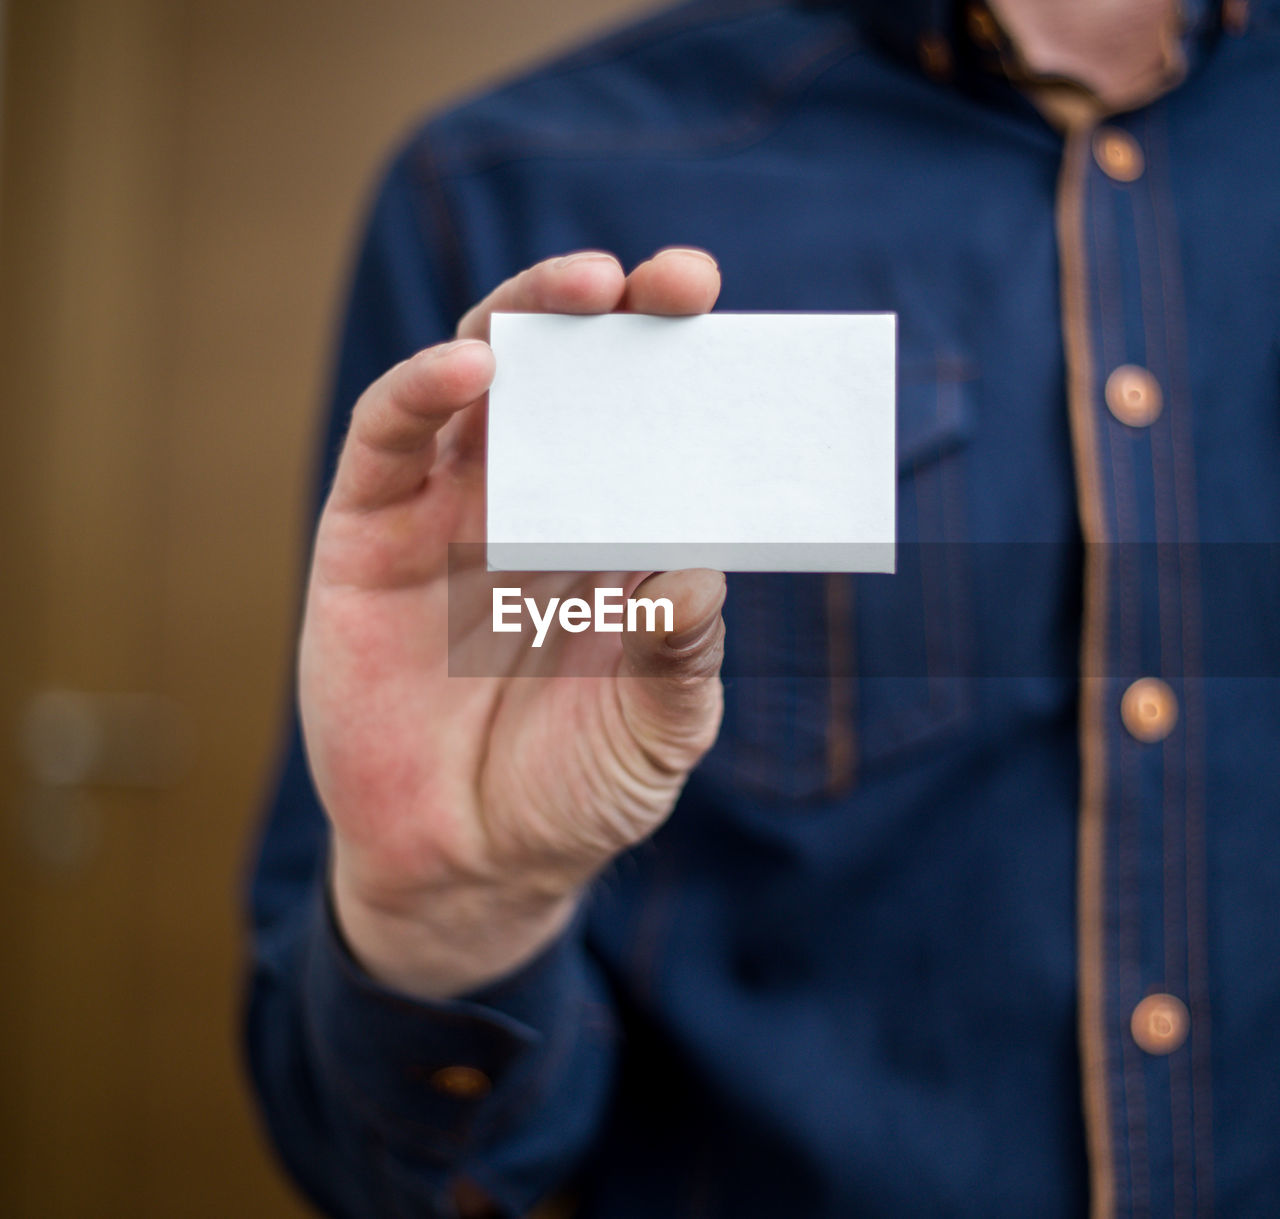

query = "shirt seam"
[{"left": 421, "top": 26, "right": 867, "bottom": 179}]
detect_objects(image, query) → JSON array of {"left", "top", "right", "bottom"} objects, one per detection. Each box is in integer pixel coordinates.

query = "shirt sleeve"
[{"left": 241, "top": 130, "right": 619, "bottom": 1219}]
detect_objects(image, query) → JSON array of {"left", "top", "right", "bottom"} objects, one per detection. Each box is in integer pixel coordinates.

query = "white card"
[{"left": 486, "top": 312, "right": 896, "bottom": 573}]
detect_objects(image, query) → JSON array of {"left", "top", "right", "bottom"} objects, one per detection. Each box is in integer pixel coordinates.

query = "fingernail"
[
  {"left": 654, "top": 246, "right": 719, "bottom": 269},
  {"left": 554, "top": 250, "right": 619, "bottom": 269}
]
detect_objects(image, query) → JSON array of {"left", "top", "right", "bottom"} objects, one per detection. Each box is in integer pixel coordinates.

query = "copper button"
[
  {"left": 1105, "top": 365, "right": 1163, "bottom": 427},
  {"left": 1121, "top": 677, "right": 1178, "bottom": 743},
  {"left": 451, "top": 1178, "right": 501, "bottom": 1218},
  {"left": 967, "top": 5, "right": 1001, "bottom": 48},
  {"left": 1093, "top": 128, "right": 1144, "bottom": 182},
  {"left": 429, "top": 1065, "right": 492, "bottom": 1100},
  {"left": 1223, "top": 0, "right": 1250, "bottom": 35},
  {"left": 1131, "top": 992, "right": 1190, "bottom": 1055},
  {"left": 918, "top": 34, "right": 953, "bottom": 80}
]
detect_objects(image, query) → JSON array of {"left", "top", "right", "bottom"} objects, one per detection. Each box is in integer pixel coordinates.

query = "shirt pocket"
[{"left": 698, "top": 355, "right": 977, "bottom": 804}]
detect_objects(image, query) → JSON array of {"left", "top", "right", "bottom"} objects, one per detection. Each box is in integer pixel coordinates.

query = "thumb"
[{"left": 617, "top": 568, "right": 726, "bottom": 765}]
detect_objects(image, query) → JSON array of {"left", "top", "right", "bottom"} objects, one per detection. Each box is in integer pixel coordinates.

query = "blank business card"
[{"left": 486, "top": 311, "right": 896, "bottom": 573}]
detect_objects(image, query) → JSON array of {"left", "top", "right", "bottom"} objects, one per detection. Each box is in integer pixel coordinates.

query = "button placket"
[{"left": 1079, "top": 108, "right": 1201, "bottom": 1214}]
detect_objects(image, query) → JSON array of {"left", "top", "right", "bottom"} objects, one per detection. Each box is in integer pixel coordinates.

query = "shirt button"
[
  {"left": 966, "top": 4, "right": 1001, "bottom": 48},
  {"left": 1222, "top": 0, "right": 1249, "bottom": 35},
  {"left": 918, "top": 33, "right": 953, "bottom": 80},
  {"left": 1105, "top": 365, "right": 1163, "bottom": 427},
  {"left": 429, "top": 1065, "right": 493, "bottom": 1099},
  {"left": 451, "top": 1178, "right": 501, "bottom": 1219},
  {"left": 1121, "top": 677, "right": 1178, "bottom": 743},
  {"left": 1093, "top": 127, "right": 1144, "bottom": 182},
  {"left": 1131, "top": 992, "right": 1190, "bottom": 1055}
]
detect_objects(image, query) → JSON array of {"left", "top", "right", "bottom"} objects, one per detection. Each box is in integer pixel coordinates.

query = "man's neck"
[{"left": 989, "top": 0, "right": 1182, "bottom": 109}]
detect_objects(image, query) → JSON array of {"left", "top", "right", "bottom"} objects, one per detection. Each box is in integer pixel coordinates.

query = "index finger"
[
  {"left": 456, "top": 251, "right": 627, "bottom": 340},
  {"left": 328, "top": 338, "right": 495, "bottom": 513}
]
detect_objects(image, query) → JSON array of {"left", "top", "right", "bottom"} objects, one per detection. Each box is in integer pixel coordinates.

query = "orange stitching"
[
  {"left": 1058, "top": 120, "right": 1117, "bottom": 1219},
  {"left": 1130, "top": 114, "right": 1195, "bottom": 1218},
  {"left": 939, "top": 381, "right": 973, "bottom": 728},
  {"left": 823, "top": 573, "right": 857, "bottom": 793},
  {"left": 914, "top": 445, "right": 945, "bottom": 713},
  {"left": 1146, "top": 107, "right": 1214, "bottom": 1217}
]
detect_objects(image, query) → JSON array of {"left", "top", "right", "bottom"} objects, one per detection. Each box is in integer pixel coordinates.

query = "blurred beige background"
[{"left": 0, "top": 0, "right": 656, "bottom": 1213}]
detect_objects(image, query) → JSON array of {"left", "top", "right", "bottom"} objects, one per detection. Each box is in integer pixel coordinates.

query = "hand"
[{"left": 298, "top": 248, "right": 726, "bottom": 998}]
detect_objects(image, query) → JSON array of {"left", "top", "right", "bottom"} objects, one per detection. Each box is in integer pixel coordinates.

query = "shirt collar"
[{"left": 834, "top": 0, "right": 1240, "bottom": 87}]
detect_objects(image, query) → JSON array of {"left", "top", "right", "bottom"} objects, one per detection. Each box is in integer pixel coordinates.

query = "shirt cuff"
[{"left": 301, "top": 877, "right": 587, "bottom": 1153}]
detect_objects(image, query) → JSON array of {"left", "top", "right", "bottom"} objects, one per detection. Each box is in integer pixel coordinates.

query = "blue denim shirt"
[{"left": 245, "top": 2, "right": 1280, "bottom": 1215}]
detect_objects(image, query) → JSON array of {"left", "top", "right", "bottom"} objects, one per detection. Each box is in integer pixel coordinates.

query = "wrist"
[{"left": 330, "top": 853, "right": 580, "bottom": 1001}]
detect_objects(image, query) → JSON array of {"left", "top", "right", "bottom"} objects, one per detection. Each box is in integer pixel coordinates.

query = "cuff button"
[{"left": 430, "top": 1064, "right": 493, "bottom": 1100}]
